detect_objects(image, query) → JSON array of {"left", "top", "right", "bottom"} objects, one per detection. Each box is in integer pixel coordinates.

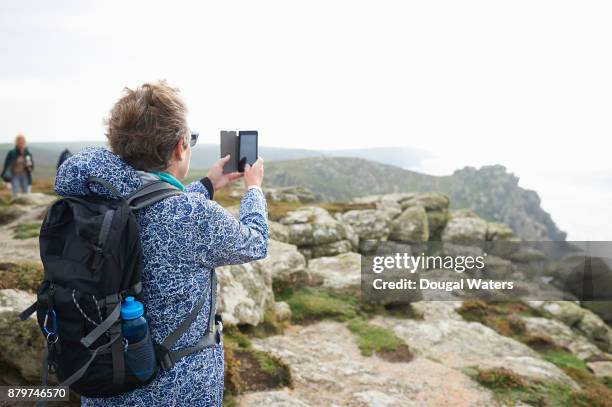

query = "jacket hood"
[{"left": 55, "top": 147, "right": 145, "bottom": 198}]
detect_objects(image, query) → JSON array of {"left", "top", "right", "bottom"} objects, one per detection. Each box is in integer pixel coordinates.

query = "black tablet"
[
  {"left": 220, "top": 130, "right": 258, "bottom": 173},
  {"left": 238, "top": 130, "right": 258, "bottom": 172}
]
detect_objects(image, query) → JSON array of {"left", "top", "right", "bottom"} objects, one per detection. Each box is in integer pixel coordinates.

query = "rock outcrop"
[
  {"left": 0, "top": 289, "right": 45, "bottom": 384},
  {"left": 529, "top": 301, "right": 612, "bottom": 353},
  {"left": 442, "top": 209, "right": 488, "bottom": 242},
  {"left": 306, "top": 252, "right": 361, "bottom": 293},
  {"left": 264, "top": 186, "right": 316, "bottom": 203},
  {"left": 340, "top": 209, "right": 391, "bottom": 241},
  {"left": 389, "top": 206, "right": 429, "bottom": 241},
  {"left": 372, "top": 302, "right": 579, "bottom": 389},
  {"left": 217, "top": 262, "right": 275, "bottom": 326},
  {"left": 255, "top": 239, "right": 310, "bottom": 292},
  {"left": 279, "top": 207, "right": 357, "bottom": 259},
  {"left": 244, "top": 320, "right": 501, "bottom": 407}
]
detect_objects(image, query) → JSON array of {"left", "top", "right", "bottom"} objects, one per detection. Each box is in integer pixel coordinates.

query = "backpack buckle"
[{"left": 154, "top": 343, "right": 174, "bottom": 371}]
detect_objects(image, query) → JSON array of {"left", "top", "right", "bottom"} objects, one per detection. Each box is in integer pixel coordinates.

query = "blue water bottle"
[{"left": 121, "top": 296, "right": 156, "bottom": 380}]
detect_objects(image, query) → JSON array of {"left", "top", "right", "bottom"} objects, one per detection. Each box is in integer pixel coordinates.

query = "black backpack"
[{"left": 20, "top": 176, "right": 223, "bottom": 400}]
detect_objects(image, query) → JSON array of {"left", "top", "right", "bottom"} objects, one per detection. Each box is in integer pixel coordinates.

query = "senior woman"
[
  {"left": 54, "top": 81, "right": 268, "bottom": 406},
  {"left": 2, "top": 133, "right": 34, "bottom": 197}
]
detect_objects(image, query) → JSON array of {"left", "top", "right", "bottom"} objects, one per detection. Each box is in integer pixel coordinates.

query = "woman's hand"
[
  {"left": 207, "top": 155, "right": 243, "bottom": 191},
  {"left": 244, "top": 157, "right": 264, "bottom": 188}
]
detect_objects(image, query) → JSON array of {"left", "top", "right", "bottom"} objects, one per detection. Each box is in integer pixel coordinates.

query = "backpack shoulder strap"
[
  {"left": 155, "top": 269, "right": 220, "bottom": 370},
  {"left": 86, "top": 176, "right": 122, "bottom": 198},
  {"left": 126, "top": 180, "right": 183, "bottom": 210}
]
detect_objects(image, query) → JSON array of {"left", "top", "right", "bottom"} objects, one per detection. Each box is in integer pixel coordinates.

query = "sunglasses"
[
  {"left": 190, "top": 131, "right": 199, "bottom": 148},
  {"left": 178, "top": 128, "right": 199, "bottom": 148}
]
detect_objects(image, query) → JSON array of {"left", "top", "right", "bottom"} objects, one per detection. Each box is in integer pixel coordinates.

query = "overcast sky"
[{"left": 1, "top": 1, "right": 610, "bottom": 240}]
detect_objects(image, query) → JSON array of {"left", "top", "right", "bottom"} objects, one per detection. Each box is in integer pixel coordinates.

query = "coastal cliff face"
[
  {"left": 449, "top": 165, "right": 567, "bottom": 241},
  {"left": 0, "top": 188, "right": 608, "bottom": 407},
  {"left": 265, "top": 158, "right": 566, "bottom": 241}
]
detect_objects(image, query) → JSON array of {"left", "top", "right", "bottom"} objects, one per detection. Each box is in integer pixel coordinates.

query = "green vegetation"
[
  {"left": 12, "top": 222, "right": 41, "bottom": 239},
  {"left": 456, "top": 299, "right": 538, "bottom": 338},
  {"left": 561, "top": 367, "right": 612, "bottom": 407},
  {"left": 0, "top": 262, "right": 43, "bottom": 292},
  {"left": 276, "top": 287, "right": 416, "bottom": 360},
  {"left": 280, "top": 287, "right": 358, "bottom": 322},
  {"left": 278, "top": 287, "right": 423, "bottom": 324},
  {"left": 237, "top": 309, "right": 285, "bottom": 338},
  {"left": 459, "top": 301, "right": 612, "bottom": 406},
  {"left": 222, "top": 324, "right": 292, "bottom": 405},
  {"left": 471, "top": 367, "right": 610, "bottom": 407},
  {"left": 346, "top": 317, "right": 413, "bottom": 361},
  {"left": 540, "top": 349, "right": 588, "bottom": 372}
]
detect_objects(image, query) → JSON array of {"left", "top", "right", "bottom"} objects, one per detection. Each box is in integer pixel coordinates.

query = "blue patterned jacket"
[{"left": 54, "top": 147, "right": 268, "bottom": 406}]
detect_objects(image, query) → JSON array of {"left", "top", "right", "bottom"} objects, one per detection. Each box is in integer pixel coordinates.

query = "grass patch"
[
  {"left": 222, "top": 393, "right": 237, "bottom": 407},
  {"left": 461, "top": 302, "right": 612, "bottom": 406},
  {"left": 222, "top": 324, "right": 292, "bottom": 398},
  {"left": 562, "top": 367, "right": 612, "bottom": 407},
  {"left": 279, "top": 287, "right": 357, "bottom": 322},
  {"left": 0, "top": 262, "right": 44, "bottom": 292},
  {"left": 224, "top": 325, "right": 253, "bottom": 349},
  {"left": 539, "top": 349, "right": 612, "bottom": 407},
  {"left": 278, "top": 287, "right": 416, "bottom": 361},
  {"left": 541, "top": 349, "right": 588, "bottom": 371},
  {"left": 278, "top": 287, "right": 423, "bottom": 324},
  {"left": 475, "top": 367, "right": 528, "bottom": 391},
  {"left": 237, "top": 309, "right": 285, "bottom": 338},
  {"left": 346, "top": 317, "right": 413, "bottom": 361},
  {"left": 12, "top": 222, "right": 41, "bottom": 239},
  {"left": 457, "top": 299, "right": 530, "bottom": 338},
  {"left": 457, "top": 299, "right": 548, "bottom": 339},
  {"left": 471, "top": 367, "right": 609, "bottom": 407}
]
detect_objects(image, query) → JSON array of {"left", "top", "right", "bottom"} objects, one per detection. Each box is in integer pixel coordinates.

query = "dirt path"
[{"left": 0, "top": 198, "right": 49, "bottom": 263}]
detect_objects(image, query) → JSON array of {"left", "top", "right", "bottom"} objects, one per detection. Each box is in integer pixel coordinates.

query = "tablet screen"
[{"left": 239, "top": 132, "right": 258, "bottom": 171}]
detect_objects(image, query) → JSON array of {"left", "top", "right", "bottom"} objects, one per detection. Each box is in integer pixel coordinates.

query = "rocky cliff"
[{"left": 265, "top": 158, "right": 567, "bottom": 241}]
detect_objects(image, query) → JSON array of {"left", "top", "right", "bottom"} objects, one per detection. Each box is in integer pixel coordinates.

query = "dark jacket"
[
  {"left": 2, "top": 147, "right": 34, "bottom": 185},
  {"left": 56, "top": 148, "right": 72, "bottom": 171}
]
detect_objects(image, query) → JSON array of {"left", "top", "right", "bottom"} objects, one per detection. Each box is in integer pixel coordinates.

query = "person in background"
[
  {"left": 56, "top": 148, "right": 72, "bottom": 171},
  {"left": 1, "top": 134, "right": 34, "bottom": 198}
]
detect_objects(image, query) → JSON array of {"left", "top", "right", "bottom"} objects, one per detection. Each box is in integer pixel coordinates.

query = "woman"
[
  {"left": 54, "top": 81, "right": 268, "bottom": 406},
  {"left": 2, "top": 134, "right": 34, "bottom": 198}
]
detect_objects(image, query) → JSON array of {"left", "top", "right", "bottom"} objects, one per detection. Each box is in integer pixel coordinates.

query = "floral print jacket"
[{"left": 54, "top": 147, "right": 268, "bottom": 406}]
